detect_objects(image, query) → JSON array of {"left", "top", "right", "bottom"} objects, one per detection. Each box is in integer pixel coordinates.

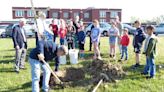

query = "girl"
[
  {"left": 108, "top": 21, "right": 119, "bottom": 59},
  {"left": 91, "top": 20, "right": 102, "bottom": 60},
  {"left": 59, "top": 19, "right": 67, "bottom": 45},
  {"left": 66, "top": 21, "right": 76, "bottom": 49},
  {"left": 77, "top": 21, "right": 86, "bottom": 59}
]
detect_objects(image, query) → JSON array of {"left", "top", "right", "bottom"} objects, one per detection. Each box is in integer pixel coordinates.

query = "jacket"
[
  {"left": 77, "top": 31, "right": 86, "bottom": 43},
  {"left": 12, "top": 25, "right": 27, "bottom": 49},
  {"left": 120, "top": 34, "right": 130, "bottom": 46},
  {"left": 29, "top": 40, "right": 58, "bottom": 61},
  {"left": 133, "top": 28, "right": 146, "bottom": 48},
  {"left": 144, "top": 35, "right": 157, "bottom": 58},
  {"left": 49, "top": 24, "right": 58, "bottom": 35},
  {"left": 59, "top": 28, "right": 67, "bottom": 39}
]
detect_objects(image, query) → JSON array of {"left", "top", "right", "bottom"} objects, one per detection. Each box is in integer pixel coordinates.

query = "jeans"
[
  {"left": 143, "top": 56, "right": 156, "bottom": 77},
  {"left": 29, "top": 58, "right": 51, "bottom": 92},
  {"left": 15, "top": 47, "right": 27, "bottom": 71},
  {"left": 60, "top": 38, "right": 64, "bottom": 45},
  {"left": 121, "top": 46, "right": 128, "bottom": 60}
]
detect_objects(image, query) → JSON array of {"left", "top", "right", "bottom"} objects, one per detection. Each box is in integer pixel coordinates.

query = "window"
[
  {"left": 74, "top": 12, "right": 79, "bottom": 18},
  {"left": 63, "top": 12, "right": 69, "bottom": 18},
  {"left": 27, "top": 10, "right": 34, "bottom": 17},
  {"left": 99, "top": 11, "right": 106, "bottom": 18},
  {"left": 52, "top": 12, "right": 58, "bottom": 18},
  {"left": 110, "top": 11, "right": 118, "bottom": 18},
  {"left": 99, "top": 19, "right": 106, "bottom": 23},
  {"left": 15, "top": 10, "right": 24, "bottom": 17},
  {"left": 84, "top": 12, "right": 89, "bottom": 18}
]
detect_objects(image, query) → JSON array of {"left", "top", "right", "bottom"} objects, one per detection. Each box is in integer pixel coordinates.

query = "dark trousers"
[
  {"left": 54, "top": 57, "right": 59, "bottom": 71},
  {"left": 68, "top": 43, "right": 74, "bottom": 49},
  {"left": 53, "top": 35, "right": 57, "bottom": 42}
]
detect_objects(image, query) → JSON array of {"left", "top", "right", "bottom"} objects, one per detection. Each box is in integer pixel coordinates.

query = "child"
[
  {"left": 119, "top": 28, "right": 130, "bottom": 61},
  {"left": 133, "top": 20, "right": 146, "bottom": 68},
  {"left": 59, "top": 19, "right": 67, "bottom": 45},
  {"left": 77, "top": 21, "right": 86, "bottom": 59},
  {"left": 141, "top": 25, "right": 157, "bottom": 79},
  {"left": 91, "top": 19, "right": 102, "bottom": 60},
  {"left": 66, "top": 21, "right": 76, "bottom": 49},
  {"left": 108, "top": 21, "right": 119, "bottom": 59}
]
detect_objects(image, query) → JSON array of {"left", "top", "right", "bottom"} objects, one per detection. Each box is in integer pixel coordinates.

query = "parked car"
[
  {"left": 0, "top": 25, "right": 8, "bottom": 38},
  {"left": 155, "top": 23, "right": 164, "bottom": 35},
  {"left": 123, "top": 23, "right": 136, "bottom": 35},
  {"left": 85, "top": 22, "right": 111, "bottom": 36},
  {"left": 5, "top": 24, "right": 35, "bottom": 38},
  {"left": 5, "top": 24, "right": 15, "bottom": 37}
]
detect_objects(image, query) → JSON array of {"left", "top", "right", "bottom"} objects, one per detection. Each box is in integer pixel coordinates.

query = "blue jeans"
[
  {"left": 29, "top": 58, "right": 51, "bottom": 92},
  {"left": 121, "top": 46, "right": 128, "bottom": 60},
  {"left": 143, "top": 56, "right": 156, "bottom": 77},
  {"left": 60, "top": 38, "right": 64, "bottom": 45}
]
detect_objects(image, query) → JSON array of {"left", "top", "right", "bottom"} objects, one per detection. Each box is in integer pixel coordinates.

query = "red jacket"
[
  {"left": 120, "top": 34, "right": 130, "bottom": 46},
  {"left": 50, "top": 24, "right": 58, "bottom": 35},
  {"left": 59, "top": 28, "right": 67, "bottom": 39}
]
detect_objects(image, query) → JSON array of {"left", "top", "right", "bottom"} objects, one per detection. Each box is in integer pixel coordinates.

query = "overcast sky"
[{"left": 0, "top": 0, "right": 164, "bottom": 22}]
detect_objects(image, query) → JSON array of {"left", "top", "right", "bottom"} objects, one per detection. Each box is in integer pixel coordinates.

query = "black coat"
[{"left": 12, "top": 25, "right": 27, "bottom": 49}]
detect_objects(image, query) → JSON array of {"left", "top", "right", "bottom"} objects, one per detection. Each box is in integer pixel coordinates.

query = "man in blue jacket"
[
  {"left": 133, "top": 20, "right": 146, "bottom": 68},
  {"left": 29, "top": 40, "right": 68, "bottom": 92},
  {"left": 12, "top": 18, "right": 27, "bottom": 73}
]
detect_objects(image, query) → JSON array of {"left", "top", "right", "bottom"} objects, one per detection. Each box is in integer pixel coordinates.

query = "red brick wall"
[{"left": 12, "top": 7, "right": 122, "bottom": 23}]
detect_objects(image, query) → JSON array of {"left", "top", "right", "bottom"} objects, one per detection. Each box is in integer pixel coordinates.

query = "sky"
[{"left": 0, "top": 0, "right": 164, "bottom": 22}]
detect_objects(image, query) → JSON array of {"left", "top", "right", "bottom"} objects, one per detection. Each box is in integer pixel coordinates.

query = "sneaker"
[
  {"left": 146, "top": 76, "right": 154, "bottom": 79},
  {"left": 109, "top": 54, "right": 112, "bottom": 58},
  {"left": 141, "top": 72, "right": 148, "bottom": 75},
  {"left": 15, "top": 70, "right": 19, "bottom": 74},
  {"left": 19, "top": 66, "right": 26, "bottom": 70},
  {"left": 97, "top": 56, "right": 102, "bottom": 60},
  {"left": 131, "top": 63, "right": 141, "bottom": 69},
  {"left": 118, "top": 59, "right": 123, "bottom": 62},
  {"left": 134, "top": 63, "right": 140, "bottom": 67}
]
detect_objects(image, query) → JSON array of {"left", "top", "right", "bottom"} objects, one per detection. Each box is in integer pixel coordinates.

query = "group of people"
[{"left": 11, "top": 11, "right": 158, "bottom": 92}]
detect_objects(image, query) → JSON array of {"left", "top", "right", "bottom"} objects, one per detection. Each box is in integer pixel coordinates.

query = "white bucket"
[
  {"left": 69, "top": 49, "right": 79, "bottom": 64},
  {"left": 59, "top": 55, "right": 67, "bottom": 64}
]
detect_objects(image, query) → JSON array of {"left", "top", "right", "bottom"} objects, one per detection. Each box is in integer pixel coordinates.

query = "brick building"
[{"left": 12, "top": 7, "right": 122, "bottom": 23}]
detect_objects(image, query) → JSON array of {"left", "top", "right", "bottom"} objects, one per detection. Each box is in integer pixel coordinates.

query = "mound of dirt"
[
  {"left": 88, "top": 60, "right": 125, "bottom": 83},
  {"left": 46, "top": 60, "right": 125, "bottom": 88}
]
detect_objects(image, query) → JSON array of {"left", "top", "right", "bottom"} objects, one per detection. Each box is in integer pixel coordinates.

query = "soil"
[
  {"left": 40, "top": 60, "right": 125, "bottom": 88},
  {"left": 88, "top": 60, "right": 126, "bottom": 83}
]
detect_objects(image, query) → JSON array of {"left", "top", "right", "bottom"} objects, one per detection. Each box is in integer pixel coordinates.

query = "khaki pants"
[{"left": 15, "top": 47, "right": 27, "bottom": 71}]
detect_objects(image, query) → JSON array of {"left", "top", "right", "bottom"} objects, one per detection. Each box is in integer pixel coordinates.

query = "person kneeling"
[{"left": 29, "top": 40, "right": 68, "bottom": 92}]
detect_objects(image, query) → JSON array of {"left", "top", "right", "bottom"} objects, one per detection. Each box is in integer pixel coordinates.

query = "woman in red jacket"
[
  {"left": 119, "top": 28, "right": 130, "bottom": 61},
  {"left": 59, "top": 19, "right": 67, "bottom": 45}
]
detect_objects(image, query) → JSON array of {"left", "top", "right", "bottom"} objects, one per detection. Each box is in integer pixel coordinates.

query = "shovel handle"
[
  {"left": 92, "top": 79, "right": 103, "bottom": 92},
  {"left": 42, "top": 60, "right": 62, "bottom": 84}
]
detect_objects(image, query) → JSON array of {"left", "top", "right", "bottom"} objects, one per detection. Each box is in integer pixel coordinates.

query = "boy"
[
  {"left": 77, "top": 21, "right": 86, "bottom": 59},
  {"left": 119, "top": 28, "right": 130, "bottom": 61},
  {"left": 29, "top": 40, "right": 68, "bottom": 92},
  {"left": 132, "top": 20, "right": 146, "bottom": 68},
  {"left": 141, "top": 25, "right": 157, "bottom": 79}
]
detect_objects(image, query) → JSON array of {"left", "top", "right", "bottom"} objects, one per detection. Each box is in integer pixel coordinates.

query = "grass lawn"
[{"left": 0, "top": 36, "right": 164, "bottom": 92}]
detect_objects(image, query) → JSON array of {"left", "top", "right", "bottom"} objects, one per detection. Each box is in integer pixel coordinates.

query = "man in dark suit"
[{"left": 12, "top": 18, "right": 27, "bottom": 73}]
